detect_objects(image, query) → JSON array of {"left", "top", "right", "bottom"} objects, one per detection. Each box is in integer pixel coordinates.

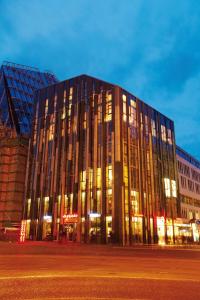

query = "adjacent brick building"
[{"left": 0, "top": 124, "right": 28, "bottom": 230}]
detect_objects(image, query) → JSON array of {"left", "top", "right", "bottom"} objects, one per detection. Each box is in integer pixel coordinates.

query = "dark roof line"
[
  {"left": 39, "top": 73, "right": 174, "bottom": 122},
  {"left": 2, "top": 62, "right": 58, "bottom": 80},
  {"left": 3, "top": 61, "right": 39, "bottom": 72},
  {"left": 176, "top": 145, "right": 200, "bottom": 169}
]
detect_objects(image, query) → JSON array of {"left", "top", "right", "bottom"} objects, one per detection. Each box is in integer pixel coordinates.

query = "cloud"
[{"left": 0, "top": 0, "right": 199, "bottom": 158}]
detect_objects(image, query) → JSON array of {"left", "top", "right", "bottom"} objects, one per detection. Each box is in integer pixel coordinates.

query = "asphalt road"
[{"left": 0, "top": 243, "right": 200, "bottom": 300}]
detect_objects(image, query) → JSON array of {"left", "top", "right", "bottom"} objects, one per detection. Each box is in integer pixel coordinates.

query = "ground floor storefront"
[{"left": 20, "top": 215, "right": 200, "bottom": 245}]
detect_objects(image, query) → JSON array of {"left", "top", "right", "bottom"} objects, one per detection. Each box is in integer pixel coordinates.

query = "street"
[{"left": 0, "top": 242, "right": 200, "bottom": 299}]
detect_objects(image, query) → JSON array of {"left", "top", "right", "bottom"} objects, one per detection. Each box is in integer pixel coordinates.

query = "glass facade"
[
  {"left": 24, "top": 75, "right": 178, "bottom": 245},
  {"left": 0, "top": 61, "right": 58, "bottom": 135}
]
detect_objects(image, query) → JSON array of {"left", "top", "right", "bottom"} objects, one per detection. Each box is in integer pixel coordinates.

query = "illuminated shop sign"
[
  {"left": 19, "top": 220, "right": 27, "bottom": 242},
  {"left": 63, "top": 214, "right": 78, "bottom": 223},
  {"left": 43, "top": 215, "right": 52, "bottom": 222},
  {"left": 89, "top": 213, "right": 101, "bottom": 218}
]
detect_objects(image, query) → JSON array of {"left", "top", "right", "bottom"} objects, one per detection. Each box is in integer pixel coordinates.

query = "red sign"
[{"left": 63, "top": 214, "right": 78, "bottom": 223}]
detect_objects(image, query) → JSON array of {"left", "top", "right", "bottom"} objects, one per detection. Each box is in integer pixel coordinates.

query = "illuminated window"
[
  {"left": 89, "top": 168, "right": 93, "bottom": 188},
  {"left": 97, "top": 168, "right": 101, "bottom": 188},
  {"left": 49, "top": 123, "right": 54, "bottom": 141},
  {"left": 107, "top": 188, "right": 112, "bottom": 195},
  {"left": 130, "top": 99, "right": 136, "bottom": 108},
  {"left": 68, "top": 102, "right": 72, "bottom": 117},
  {"left": 167, "top": 129, "right": 172, "bottom": 145},
  {"left": 80, "top": 170, "right": 86, "bottom": 190},
  {"left": 97, "top": 105, "right": 102, "bottom": 123},
  {"left": 106, "top": 165, "right": 112, "bottom": 187},
  {"left": 107, "top": 93, "right": 112, "bottom": 102},
  {"left": 83, "top": 112, "right": 87, "bottom": 129},
  {"left": 130, "top": 190, "right": 139, "bottom": 214},
  {"left": 81, "top": 192, "right": 85, "bottom": 215},
  {"left": 64, "top": 89, "right": 67, "bottom": 100},
  {"left": 129, "top": 101, "right": 136, "bottom": 126},
  {"left": 122, "top": 94, "right": 127, "bottom": 122},
  {"left": 61, "top": 107, "right": 66, "bottom": 120},
  {"left": 131, "top": 190, "right": 136, "bottom": 197},
  {"left": 27, "top": 199, "right": 31, "bottom": 218},
  {"left": 140, "top": 113, "right": 143, "bottom": 131},
  {"left": 45, "top": 99, "right": 48, "bottom": 117},
  {"left": 104, "top": 92, "right": 112, "bottom": 122},
  {"left": 57, "top": 195, "right": 61, "bottom": 217},
  {"left": 97, "top": 190, "right": 101, "bottom": 200},
  {"left": 64, "top": 195, "right": 68, "bottom": 212},
  {"left": 68, "top": 88, "right": 73, "bottom": 118},
  {"left": 151, "top": 120, "right": 156, "bottom": 137},
  {"left": 37, "top": 198, "right": 40, "bottom": 217},
  {"left": 69, "top": 87, "right": 73, "bottom": 100},
  {"left": 164, "top": 178, "right": 171, "bottom": 197},
  {"left": 123, "top": 165, "right": 128, "bottom": 187},
  {"left": 171, "top": 180, "right": 177, "bottom": 197},
  {"left": 70, "top": 194, "right": 73, "bottom": 213},
  {"left": 44, "top": 197, "right": 49, "bottom": 215},
  {"left": 105, "top": 102, "right": 112, "bottom": 122},
  {"left": 161, "top": 125, "right": 167, "bottom": 142}
]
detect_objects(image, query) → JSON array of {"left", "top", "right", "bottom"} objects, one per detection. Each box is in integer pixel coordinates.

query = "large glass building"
[
  {"left": 0, "top": 61, "right": 58, "bottom": 135},
  {"left": 0, "top": 62, "right": 58, "bottom": 239},
  {"left": 24, "top": 75, "right": 179, "bottom": 245}
]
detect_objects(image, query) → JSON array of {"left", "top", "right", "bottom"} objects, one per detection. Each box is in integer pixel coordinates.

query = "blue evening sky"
[{"left": 0, "top": 0, "right": 200, "bottom": 159}]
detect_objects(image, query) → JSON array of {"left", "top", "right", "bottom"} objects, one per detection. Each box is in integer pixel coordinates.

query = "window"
[
  {"left": 80, "top": 170, "right": 86, "bottom": 190},
  {"left": 105, "top": 92, "right": 112, "bottom": 122},
  {"left": 27, "top": 199, "right": 31, "bottom": 218},
  {"left": 45, "top": 99, "right": 48, "bottom": 117},
  {"left": 164, "top": 178, "right": 171, "bottom": 197},
  {"left": 69, "top": 87, "right": 73, "bottom": 100},
  {"left": 122, "top": 94, "right": 127, "bottom": 122},
  {"left": 97, "top": 105, "right": 102, "bottom": 123},
  {"left": 83, "top": 112, "right": 87, "bottom": 129},
  {"left": 161, "top": 125, "right": 166, "bottom": 142},
  {"left": 44, "top": 197, "right": 49, "bottom": 215},
  {"left": 171, "top": 180, "right": 177, "bottom": 197},
  {"left": 129, "top": 101, "right": 136, "bottom": 126},
  {"left": 49, "top": 123, "right": 54, "bottom": 141},
  {"left": 61, "top": 91, "right": 66, "bottom": 120},
  {"left": 106, "top": 165, "right": 112, "bottom": 187},
  {"left": 49, "top": 115, "right": 55, "bottom": 141},
  {"left": 97, "top": 168, "right": 101, "bottom": 188},
  {"left": 167, "top": 129, "right": 172, "bottom": 145},
  {"left": 151, "top": 120, "right": 156, "bottom": 137}
]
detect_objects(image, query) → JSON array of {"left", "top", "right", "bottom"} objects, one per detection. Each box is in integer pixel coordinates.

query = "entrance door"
[{"left": 64, "top": 223, "right": 77, "bottom": 241}]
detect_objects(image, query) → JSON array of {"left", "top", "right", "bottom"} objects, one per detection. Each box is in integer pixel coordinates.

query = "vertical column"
[{"left": 113, "top": 87, "right": 124, "bottom": 245}]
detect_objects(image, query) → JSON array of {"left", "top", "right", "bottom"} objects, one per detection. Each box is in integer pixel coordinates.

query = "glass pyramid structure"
[{"left": 0, "top": 61, "right": 58, "bottom": 135}]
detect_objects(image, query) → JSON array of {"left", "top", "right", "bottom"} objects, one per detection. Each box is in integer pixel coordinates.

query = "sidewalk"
[{"left": 0, "top": 240, "right": 200, "bottom": 256}]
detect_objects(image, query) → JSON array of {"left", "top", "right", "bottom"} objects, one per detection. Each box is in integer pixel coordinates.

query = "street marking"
[
  {"left": 22, "top": 298, "right": 148, "bottom": 300},
  {"left": 0, "top": 274, "right": 199, "bottom": 282}
]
